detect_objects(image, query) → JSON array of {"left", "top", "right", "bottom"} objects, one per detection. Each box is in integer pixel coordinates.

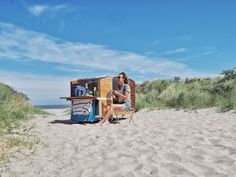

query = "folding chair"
[{"left": 112, "top": 107, "right": 135, "bottom": 124}]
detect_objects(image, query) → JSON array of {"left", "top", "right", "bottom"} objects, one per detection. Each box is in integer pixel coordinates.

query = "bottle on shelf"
[
  {"left": 85, "top": 83, "right": 89, "bottom": 95},
  {"left": 93, "top": 87, "right": 97, "bottom": 96},
  {"left": 85, "top": 82, "right": 93, "bottom": 96}
]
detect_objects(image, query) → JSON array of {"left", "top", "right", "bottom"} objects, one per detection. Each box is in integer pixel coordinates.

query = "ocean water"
[{"left": 34, "top": 105, "right": 70, "bottom": 109}]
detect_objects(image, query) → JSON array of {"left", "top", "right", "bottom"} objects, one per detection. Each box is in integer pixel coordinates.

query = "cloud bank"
[
  {"left": 0, "top": 22, "right": 209, "bottom": 79},
  {"left": 0, "top": 22, "right": 214, "bottom": 104}
]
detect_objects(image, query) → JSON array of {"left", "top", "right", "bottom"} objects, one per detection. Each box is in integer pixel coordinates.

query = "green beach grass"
[
  {"left": 0, "top": 82, "right": 48, "bottom": 161},
  {"left": 136, "top": 68, "right": 236, "bottom": 112}
]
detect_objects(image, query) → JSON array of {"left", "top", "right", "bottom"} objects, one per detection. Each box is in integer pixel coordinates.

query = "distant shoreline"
[{"left": 34, "top": 104, "right": 70, "bottom": 109}]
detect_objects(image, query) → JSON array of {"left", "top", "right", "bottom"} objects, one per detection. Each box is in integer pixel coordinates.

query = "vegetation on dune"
[
  {"left": 136, "top": 68, "right": 236, "bottom": 112},
  {"left": 0, "top": 82, "right": 48, "bottom": 134},
  {"left": 0, "top": 82, "right": 48, "bottom": 161}
]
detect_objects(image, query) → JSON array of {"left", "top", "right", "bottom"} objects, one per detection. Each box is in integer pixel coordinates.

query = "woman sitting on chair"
[{"left": 99, "top": 72, "right": 131, "bottom": 125}]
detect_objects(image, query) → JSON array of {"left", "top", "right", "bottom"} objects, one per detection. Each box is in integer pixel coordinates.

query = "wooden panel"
[
  {"left": 129, "top": 79, "right": 135, "bottom": 108},
  {"left": 98, "top": 76, "right": 112, "bottom": 117},
  {"left": 71, "top": 80, "right": 79, "bottom": 84}
]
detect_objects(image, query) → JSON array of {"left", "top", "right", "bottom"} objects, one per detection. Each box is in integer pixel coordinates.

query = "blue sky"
[{"left": 0, "top": 0, "right": 236, "bottom": 105}]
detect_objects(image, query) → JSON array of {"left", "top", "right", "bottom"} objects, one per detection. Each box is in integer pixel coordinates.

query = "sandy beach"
[{"left": 1, "top": 108, "right": 236, "bottom": 177}]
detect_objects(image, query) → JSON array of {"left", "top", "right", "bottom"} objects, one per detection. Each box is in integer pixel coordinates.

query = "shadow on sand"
[
  {"left": 50, "top": 119, "right": 99, "bottom": 125},
  {"left": 49, "top": 117, "right": 127, "bottom": 125}
]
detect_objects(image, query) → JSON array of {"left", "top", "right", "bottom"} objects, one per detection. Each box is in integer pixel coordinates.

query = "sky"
[{"left": 0, "top": 0, "right": 236, "bottom": 105}]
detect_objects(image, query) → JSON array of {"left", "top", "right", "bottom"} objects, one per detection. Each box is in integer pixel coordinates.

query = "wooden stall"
[{"left": 60, "top": 76, "right": 135, "bottom": 122}]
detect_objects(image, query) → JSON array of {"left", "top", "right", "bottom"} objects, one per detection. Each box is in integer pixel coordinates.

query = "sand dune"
[{"left": 1, "top": 108, "right": 236, "bottom": 177}]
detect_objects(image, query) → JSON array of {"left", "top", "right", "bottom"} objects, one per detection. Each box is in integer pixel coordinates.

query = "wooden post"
[{"left": 98, "top": 76, "right": 112, "bottom": 117}]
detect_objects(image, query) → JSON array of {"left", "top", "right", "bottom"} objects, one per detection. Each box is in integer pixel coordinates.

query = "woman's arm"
[{"left": 113, "top": 90, "right": 129, "bottom": 100}]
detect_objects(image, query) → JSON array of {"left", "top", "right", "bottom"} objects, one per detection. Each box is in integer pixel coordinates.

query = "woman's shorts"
[{"left": 124, "top": 101, "right": 131, "bottom": 109}]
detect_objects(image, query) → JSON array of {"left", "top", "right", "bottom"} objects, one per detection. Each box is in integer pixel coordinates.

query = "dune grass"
[
  {"left": 136, "top": 68, "right": 236, "bottom": 112},
  {"left": 0, "top": 82, "right": 49, "bottom": 133},
  {"left": 0, "top": 82, "right": 48, "bottom": 162}
]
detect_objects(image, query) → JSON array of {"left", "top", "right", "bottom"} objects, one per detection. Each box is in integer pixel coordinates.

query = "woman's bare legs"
[
  {"left": 102, "top": 104, "right": 111, "bottom": 118},
  {"left": 99, "top": 105, "right": 111, "bottom": 124},
  {"left": 99, "top": 104, "right": 125, "bottom": 124},
  {"left": 99, "top": 104, "right": 110, "bottom": 123}
]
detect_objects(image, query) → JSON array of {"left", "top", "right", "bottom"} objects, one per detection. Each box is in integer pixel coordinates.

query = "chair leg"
[
  {"left": 113, "top": 109, "right": 135, "bottom": 124},
  {"left": 110, "top": 115, "right": 115, "bottom": 123},
  {"left": 129, "top": 111, "right": 134, "bottom": 124},
  {"left": 117, "top": 115, "right": 121, "bottom": 124},
  {"left": 114, "top": 111, "right": 120, "bottom": 124}
]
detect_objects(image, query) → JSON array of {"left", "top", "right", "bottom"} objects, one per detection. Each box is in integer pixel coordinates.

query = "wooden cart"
[{"left": 60, "top": 76, "right": 135, "bottom": 122}]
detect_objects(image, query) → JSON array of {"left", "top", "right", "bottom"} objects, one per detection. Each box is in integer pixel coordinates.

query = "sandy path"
[{"left": 1, "top": 108, "right": 236, "bottom": 177}]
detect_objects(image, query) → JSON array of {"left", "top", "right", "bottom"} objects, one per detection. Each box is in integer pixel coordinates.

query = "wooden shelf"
[{"left": 60, "top": 96, "right": 97, "bottom": 100}]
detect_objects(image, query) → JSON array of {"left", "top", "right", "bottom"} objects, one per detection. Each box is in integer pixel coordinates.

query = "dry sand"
[{"left": 1, "top": 108, "right": 236, "bottom": 177}]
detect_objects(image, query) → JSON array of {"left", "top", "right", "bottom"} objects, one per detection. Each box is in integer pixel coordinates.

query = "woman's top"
[{"left": 117, "top": 84, "right": 131, "bottom": 104}]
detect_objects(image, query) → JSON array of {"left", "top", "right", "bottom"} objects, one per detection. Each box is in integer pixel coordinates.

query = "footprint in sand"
[
  {"left": 117, "top": 153, "right": 137, "bottom": 165},
  {"left": 95, "top": 160, "right": 119, "bottom": 174},
  {"left": 227, "top": 147, "right": 236, "bottom": 155},
  {"left": 134, "top": 164, "right": 159, "bottom": 177},
  {"left": 161, "top": 163, "right": 197, "bottom": 177},
  {"left": 115, "top": 171, "right": 135, "bottom": 177},
  {"left": 81, "top": 168, "right": 98, "bottom": 177},
  {"left": 213, "top": 144, "right": 236, "bottom": 154},
  {"left": 209, "top": 138, "right": 221, "bottom": 145},
  {"left": 194, "top": 163, "right": 228, "bottom": 177},
  {"left": 204, "top": 171, "right": 228, "bottom": 177},
  {"left": 213, "top": 156, "right": 235, "bottom": 166},
  {"left": 164, "top": 152, "right": 182, "bottom": 162},
  {"left": 151, "top": 153, "right": 162, "bottom": 162},
  {"left": 193, "top": 136, "right": 206, "bottom": 142},
  {"left": 134, "top": 164, "right": 143, "bottom": 171},
  {"left": 167, "top": 138, "right": 178, "bottom": 143},
  {"left": 190, "top": 154, "right": 205, "bottom": 161},
  {"left": 185, "top": 146, "right": 207, "bottom": 155}
]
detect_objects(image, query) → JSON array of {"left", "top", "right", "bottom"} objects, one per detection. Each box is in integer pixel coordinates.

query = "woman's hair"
[{"left": 119, "top": 72, "right": 129, "bottom": 84}]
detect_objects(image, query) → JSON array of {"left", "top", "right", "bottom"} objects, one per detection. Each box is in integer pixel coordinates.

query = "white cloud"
[
  {"left": 164, "top": 48, "right": 187, "bottom": 55},
  {"left": 0, "top": 71, "right": 71, "bottom": 105},
  {"left": 191, "top": 50, "right": 215, "bottom": 58},
  {"left": 54, "top": 66, "right": 89, "bottom": 73},
  {"left": 0, "top": 22, "right": 216, "bottom": 104},
  {"left": 183, "top": 50, "right": 216, "bottom": 60},
  {"left": 26, "top": 4, "right": 72, "bottom": 17},
  {"left": 0, "top": 22, "right": 209, "bottom": 79},
  {"left": 27, "top": 5, "right": 48, "bottom": 17}
]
